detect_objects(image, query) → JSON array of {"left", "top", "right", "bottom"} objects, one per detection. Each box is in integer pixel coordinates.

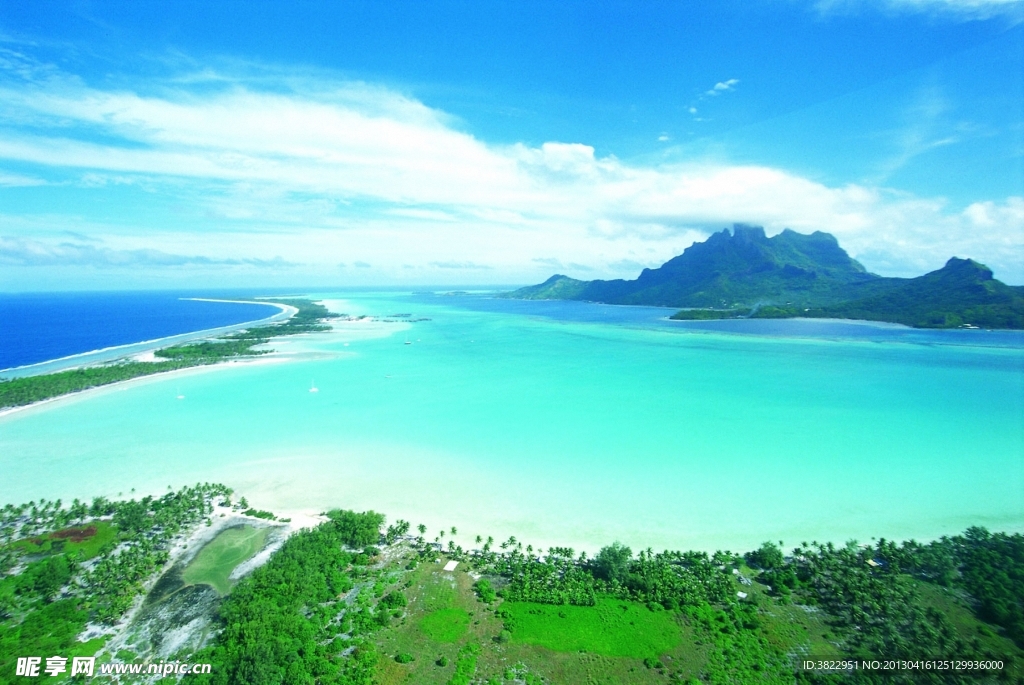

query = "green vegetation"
[
  {"left": 327, "top": 508, "right": 386, "bottom": 548},
  {"left": 669, "top": 308, "right": 751, "bottom": 320},
  {"left": 242, "top": 507, "right": 277, "bottom": 520},
  {"left": 474, "top": 578, "right": 497, "bottom": 603},
  {"left": 191, "top": 509, "right": 391, "bottom": 685},
  {"left": 0, "top": 484, "right": 231, "bottom": 684},
  {"left": 11, "top": 519, "right": 116, "bottom": 560},
  {"left": 4, "top": 486, "right": 1022, "bottom": 685},
  {"left": 446, "top": 643, "right": 480, "bottom": 685},
  {"left": 0, "top": 600, "right": 90, "bottom": 684},
  {"left": 181, "top": 525, "right": 270, "bottom": 595},
  {"left": 420, "top": 608, "right": 471, "bottom": 642},
  {"left": 155, "top": 299, "right": 337, "bottom": 361},
  {"left": 508, "top": 225, "right": 1024, "bottom": 329},
  {"left": 501, "top": 598, "right": 681, "bottom": 658},
  {"left": 0, "top": 298, "right": 338, "bottom": 410}
]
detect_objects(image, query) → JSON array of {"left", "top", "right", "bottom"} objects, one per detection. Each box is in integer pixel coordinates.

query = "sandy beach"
[{"left": 0, "top": 298, "right": 402, "bottom": 421}]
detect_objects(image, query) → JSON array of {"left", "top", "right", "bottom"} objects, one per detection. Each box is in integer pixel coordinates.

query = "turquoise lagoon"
[{"left": 1, "top": 290, "right": 1022, "bottom": 554}]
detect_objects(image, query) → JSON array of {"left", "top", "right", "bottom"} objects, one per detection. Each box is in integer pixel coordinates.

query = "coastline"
[
  {"left": 3, "top": 291, "right": 1019, "bottom": 560},
  {"left": 0, "top": 354, "right": 291, "bottom": 420},
  {"left": 0, "top": 299, "right": 297, "bottom": 379},
  {"left": 0, "top": 305, "right": 406, "bottom": 420}
]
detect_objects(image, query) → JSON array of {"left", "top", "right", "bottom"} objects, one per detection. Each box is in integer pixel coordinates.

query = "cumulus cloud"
[
  {"left": 0, "top": 57, "right": 1021, "bottom": 283},
  {"left": 706, "top": 79, "right": 740, "bottom": 96}
]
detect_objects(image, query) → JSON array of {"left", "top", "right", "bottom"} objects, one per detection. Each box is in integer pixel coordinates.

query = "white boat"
[
  {"left": 176, "top": 388, "right": 185, "bottom": 400},
  {"left": 309, "top": 380, "right": 319, "bottom": 393}
]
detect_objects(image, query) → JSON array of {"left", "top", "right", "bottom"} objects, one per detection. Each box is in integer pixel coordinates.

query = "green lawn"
[
  {"left": 503, "top": 597, "right": 682, "bottom": 659},
  {"left": 419, "top": 607, "right": 471, "bottom": 643},
  {"left": 181, "top": 525, "right": 269, "bottom": 595}
]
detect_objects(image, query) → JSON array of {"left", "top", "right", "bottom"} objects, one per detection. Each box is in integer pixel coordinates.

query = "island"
[
  {"left": 0, "top": 299, "right": 339, "bottom": 412},
  {"left": 1, "top": 486, "right": 1021, "bottom": 683},
  {"left": 505, "top": 225, "right": 1024, "bottom": 329}
]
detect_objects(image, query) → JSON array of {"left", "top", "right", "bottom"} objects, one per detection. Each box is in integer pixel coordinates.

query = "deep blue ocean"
[{"left": 0, "top": 291, "right": 280, "bottom": 370}]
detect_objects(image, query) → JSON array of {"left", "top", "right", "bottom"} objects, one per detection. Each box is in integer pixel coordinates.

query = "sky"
[{"left": 0, "top": 0, "right": 1022, "bottom": 290}]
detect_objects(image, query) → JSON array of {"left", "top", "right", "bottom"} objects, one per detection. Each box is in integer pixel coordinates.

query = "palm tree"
[
  {"left": 418, "top": 524, "right": 427, "bottom": 536},
  {"left": 475, "top": 535, "right": 482, "bottom": 545},
  {"left": 450, "top": 526, "right": 457, "bottom": 536}
]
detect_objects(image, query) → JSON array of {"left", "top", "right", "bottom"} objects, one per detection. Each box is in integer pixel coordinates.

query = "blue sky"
[{"left": 0, "top": 0, "right": 1022, "bottom": 290}]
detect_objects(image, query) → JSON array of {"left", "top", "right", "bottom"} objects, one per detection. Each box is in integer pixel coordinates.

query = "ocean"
[
  {"left": 1, "top": 289, "right": 1022, "bottom": 554},
  {"left": 0, "top": 291, "right": 285, "bottom": 373}
]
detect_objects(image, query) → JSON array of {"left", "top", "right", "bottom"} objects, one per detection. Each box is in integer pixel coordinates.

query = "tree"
[
  {"left": 745, "top": 541, "right": 784, "bottom": 570},
  {"left": 417, "top": 524, "right": 426, "bottom": 536},
  {"left": 592, "top": 542, "right": 632, "bottom": 584},
  {"left": 326, "top": 509, "right": 384, "bottom": 548}
]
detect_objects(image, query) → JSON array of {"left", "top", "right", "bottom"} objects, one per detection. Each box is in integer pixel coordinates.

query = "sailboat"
[
  {"left": 176, "top": 388, "right": 185, "bottom": 400},
  {"left": 309, "top": 380, "right": 319, "bottom": 393}
]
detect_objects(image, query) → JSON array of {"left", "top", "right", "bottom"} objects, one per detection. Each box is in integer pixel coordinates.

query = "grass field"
[
  {"left": 181, "top": 525, "right": 269, "bottom": 595},
  {"left": 420, "top": 607, "right": 471, "bottom": 642},
  {"left": 502, "top": 598, "right": 681, "bottom": 658},
  {"left": 366, "top": 548, "right": 1024, "bottom": 684},
  {"left": 12, "top": 520, "right": 117, "bottom": 560},
  {"left": 373, "top": 557, "right": 712, "bottom": 684}
]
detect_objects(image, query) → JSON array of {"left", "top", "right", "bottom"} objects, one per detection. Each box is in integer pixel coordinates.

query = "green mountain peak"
[{"left": 505, "top": 226, "right": 1024, "bottom": 329}]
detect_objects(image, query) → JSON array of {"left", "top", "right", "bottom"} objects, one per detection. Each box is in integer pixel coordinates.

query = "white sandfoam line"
[{"left": 0, "top": 299, "right": 294, "bottom": 377}]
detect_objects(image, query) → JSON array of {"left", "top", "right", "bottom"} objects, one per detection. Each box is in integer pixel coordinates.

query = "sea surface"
[
  {"left": 1, "top": 290, "right": 1022, "bottom": 554},
  {"left": 0, "top": 291, "right": 284, "bottom": 372}
]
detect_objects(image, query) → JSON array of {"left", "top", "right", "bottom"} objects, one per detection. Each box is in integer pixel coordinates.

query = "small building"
[
  {"left": 737, "top": 591, "right": 748, "bottom": 600},
  {"left": 442, "top": 560, "right": 459, "bottom": 572}
]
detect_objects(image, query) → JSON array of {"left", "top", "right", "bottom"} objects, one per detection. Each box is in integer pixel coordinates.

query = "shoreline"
[
  {"left": 0, "top": 354, "right": 292, "bottom": 420},
  {"left": 0, "top": 299, "right": 307, "bottom": 418},
  {"left": 0, "top": 299, "right": 296, "bottom": 378},
  {"left": 0, "top": 308, "right": 409, "bottom": 420}
]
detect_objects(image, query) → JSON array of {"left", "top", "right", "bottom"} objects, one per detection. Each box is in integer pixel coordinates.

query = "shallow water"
[{"left": 1, "top": 290, "right": 1022, "bottom": 554}]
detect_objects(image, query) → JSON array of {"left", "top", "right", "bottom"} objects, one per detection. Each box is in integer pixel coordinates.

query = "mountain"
[
  {"left": 505, "top": 225, "right": 1024, "bottom": 329},
  {"left": 783, "top": 257, "right": 1024, "bottom": 329}
]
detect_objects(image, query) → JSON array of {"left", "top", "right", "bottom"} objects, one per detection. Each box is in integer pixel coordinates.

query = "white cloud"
[
  {"left": 0, "top": 170, "right": 45, "bottom": 187},
  {"left": 0, "top": 234, "right": 298, "bottom": 268},
  {"left": 706, "top": 79, "right": 739, "bottom": 96},
  {"left": 0, "top": 62, "right": 1021, "bottom": 284},
  {"left": 814, "top": 0, "right": 1024, "bottom": 20},
  {"left": 429, "top": 260, "right": 493, "bottom": 269}
]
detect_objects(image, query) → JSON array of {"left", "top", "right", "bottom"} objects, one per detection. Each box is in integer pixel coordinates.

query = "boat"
[{"left": 309, "top": 380, "right": 319, "bottom": 393}]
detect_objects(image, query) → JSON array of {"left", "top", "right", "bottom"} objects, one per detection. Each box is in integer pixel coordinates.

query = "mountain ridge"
[{"left": 504, "top": 225, "right": 1024, "bottom": 329}]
